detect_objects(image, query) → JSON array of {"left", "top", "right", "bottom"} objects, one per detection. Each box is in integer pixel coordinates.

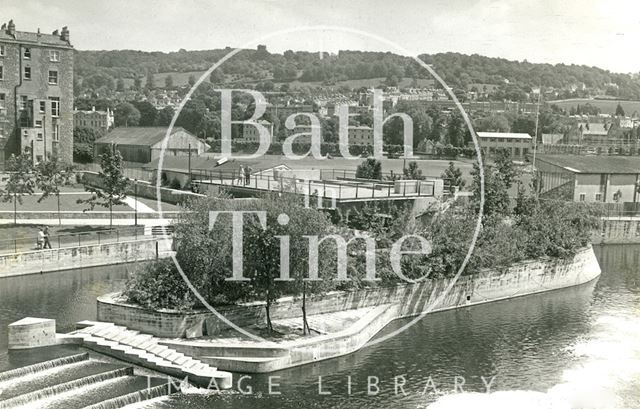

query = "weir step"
[
  {"left": 74, "top": 321, "right": 233, "bottom": 389},
  {"left": 0, "top": 353, "right": 90, "bottom": 383}
]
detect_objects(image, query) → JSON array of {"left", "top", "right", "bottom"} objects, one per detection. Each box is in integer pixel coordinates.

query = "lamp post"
[{"left": 134, "top": 179, "right": 138, "bottom": 226}]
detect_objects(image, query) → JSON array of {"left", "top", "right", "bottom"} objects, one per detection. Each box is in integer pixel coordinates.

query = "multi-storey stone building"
[
  {"left": 74, "top": 107, "right": 114, "bottom": 136},
  {"left": 0, "top": 20, "right": 74, "bottom": 167}
]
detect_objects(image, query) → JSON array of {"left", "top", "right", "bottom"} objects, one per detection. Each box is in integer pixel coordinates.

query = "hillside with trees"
[{"left": 74, "top": 48, "right": 640, "bottom": 100}]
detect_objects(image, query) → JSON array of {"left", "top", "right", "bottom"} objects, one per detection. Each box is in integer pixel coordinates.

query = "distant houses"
[{"left": 476, "top": 132, "right": 532, "bottom": 157}]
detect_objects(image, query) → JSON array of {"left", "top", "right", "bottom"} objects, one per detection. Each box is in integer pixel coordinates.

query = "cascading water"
[
  {"left": 0, "top": 367, "right": 133, "bottom": 408},
  {"left": 0, "top": 353, "right": 89, "bottom": 382}
]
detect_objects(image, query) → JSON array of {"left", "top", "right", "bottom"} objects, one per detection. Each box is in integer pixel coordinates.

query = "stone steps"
[{"left": 72, "top": 321, "right": 232, "bottom": 389}]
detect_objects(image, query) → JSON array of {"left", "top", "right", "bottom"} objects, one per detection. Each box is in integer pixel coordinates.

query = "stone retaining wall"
[
  {"left": 0, "top": 238, "right": 163, "bottom": 277},
  {"left": 97, "top": 246, "right": 601, "bottom": 338}
]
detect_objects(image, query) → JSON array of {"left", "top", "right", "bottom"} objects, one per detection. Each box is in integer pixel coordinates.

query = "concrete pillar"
[{"left": 8, "top": 317, "right": 56, "bottom": 349}]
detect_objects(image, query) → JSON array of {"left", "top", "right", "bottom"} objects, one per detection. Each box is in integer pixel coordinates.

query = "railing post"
[
  {"left": 372, "top": 182, "right": 375, "bottom": 198},
  {"left": 355, "top": 183, "right": 359, "bottom": 198}
]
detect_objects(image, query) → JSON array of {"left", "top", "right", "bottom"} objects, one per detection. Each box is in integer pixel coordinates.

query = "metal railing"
[
  {"left": 193, "top": 169, "right": 439, "bottom": 201},
  {"left": 0, "top": 226, "right": 145, "bottom": 256}
]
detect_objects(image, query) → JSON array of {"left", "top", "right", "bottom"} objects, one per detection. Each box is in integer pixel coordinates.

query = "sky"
[{"left": 3, "top": 0, "right": 640, "bottom": 73}]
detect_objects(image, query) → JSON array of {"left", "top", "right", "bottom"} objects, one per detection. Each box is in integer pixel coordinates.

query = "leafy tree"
[
  {"left": 242, "top": 195, "right": 336, "bottom": 334},
  {"left": 470, "top": 162, "right": 510, "bottom": 219},
  {"left": 188, "top": 75, "right": 196, "bottom": 87},
  {"left": 77, "top": 149, "right": 129, "bottom": 227},
  {"left": 132, "top": 101, "right": 158, "bottom": 126},
  {"left": 441, "top": 161, "right": 465, "bottom": 193},
  {"left": 493, "top": 148, "right": 518, "bottom": 189},
  {"left": 403, "top": 161, "right": 423, "bottom": 180},
  {"left": 145, "top": 70, "right": 155, "bottom": 90},
  {"left": 210, "top": 69, "right": 225, "bottom": 84},
  {"left": 116, "top": 77, "right": 125, "bottom": 92},
  {"left": 115, "top": 102, "right": 141, "bottom": 127},
  {"left": 616, "top": 103, "right": 625, "bottom": 117},
  {"left": 165, "top": 75, "right": 174, "bottom": 89},
  {"left": 0, "top": 154, "right": 35, "bottom": 225},
  {"left": 73, "top": 127, "right": 99, "bottom": 163},
  {"left": 155, "top": 106, "right": 175, "bottom": 126},
  {"left": 35, "top": 157, "right": 75, "bottom": 225},
  {"left": 445, "top": 112, "right": 466, "bottom": 147},
  {"left": 475, "top": 114, "right": 510, "bottom": 132},
  {"left": 355, "top": 158, "right": 382, "bottom": 180}
]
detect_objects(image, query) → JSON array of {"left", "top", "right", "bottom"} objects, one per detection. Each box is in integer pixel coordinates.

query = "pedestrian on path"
[
  {"left": 244, "top": 166, "right": 251, "bottom": 186},
  {"left": 43, "top": 226, "right": 52, "bottom": 249},
  {"left": 238, "top": 165, "right": 245, "bottom": 185},
  {"left": 36, "top": 228, "right": 45, "bottom": 250}
]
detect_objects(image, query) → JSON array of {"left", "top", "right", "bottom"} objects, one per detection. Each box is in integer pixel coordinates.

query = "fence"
[
  {"left": 76, "top": 163, "right": 153, "bottom": 182},
  {"left": 196, "top": 170, "right": 440, "bottom": 202},
  {"left": 0, "top": 226, "right": 145, "bottom": 256}
]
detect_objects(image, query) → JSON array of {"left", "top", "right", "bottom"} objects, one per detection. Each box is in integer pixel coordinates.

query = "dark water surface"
[{"left": 0, "top": 246, "right": 638, "bottom": 408}]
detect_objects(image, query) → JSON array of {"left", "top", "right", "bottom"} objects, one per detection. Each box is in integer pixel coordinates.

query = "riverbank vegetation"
[{"left": 124, "top": 154, "right": 601, "bottom": 335}]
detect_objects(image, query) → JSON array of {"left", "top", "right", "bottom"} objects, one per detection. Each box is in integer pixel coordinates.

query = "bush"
[
  {"left": 169, "top": 178, "right": 182, "bottom": 190},
  {"left": 122, "top": 260, "right": 196, "bottom": 310}
]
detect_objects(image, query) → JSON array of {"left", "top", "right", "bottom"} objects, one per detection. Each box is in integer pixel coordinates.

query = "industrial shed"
[{"left": 94, "top": 127, "right": 209, "bottom": 164}]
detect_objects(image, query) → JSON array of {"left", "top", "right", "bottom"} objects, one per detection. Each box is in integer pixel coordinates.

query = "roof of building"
[
  {"left": 0, "top": 30, "right": 72, "bottom": 48},
  {"left": 537, "top": 155, "right": 640, "bottom": 174},
  {"left": 477, "top": 132, "right": 532, "bottom": 140},
  {"left": 96, "top": 127, "right": 197, "bottom": 147}
]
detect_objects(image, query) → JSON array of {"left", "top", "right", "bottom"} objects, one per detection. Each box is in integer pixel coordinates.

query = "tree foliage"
[
  {"left": 77, "top": 149, "right": 129, "bottom": 227},
  {"left": 355, "top": 158, "right": 382, "bottom": 180}
]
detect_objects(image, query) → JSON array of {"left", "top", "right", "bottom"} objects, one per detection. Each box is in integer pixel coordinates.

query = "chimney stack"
[
  {"left": 52, "top": 29, "right": 59, "bottom": 36},
  {"left": 60, "top": 26, "right": 69, "bottom": 42},
  {"left": 7, "top": 20, "right": 15, "bottom": 37}
]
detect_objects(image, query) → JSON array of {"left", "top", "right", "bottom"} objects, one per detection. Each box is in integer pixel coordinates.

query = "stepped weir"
[{"left": 0, "top": 352, "right": 177, "bottom": 409}]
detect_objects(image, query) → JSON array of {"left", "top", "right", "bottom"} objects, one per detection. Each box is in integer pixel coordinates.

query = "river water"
[{"left": 0, "top": 245, "right": 638, "bottom": 408}]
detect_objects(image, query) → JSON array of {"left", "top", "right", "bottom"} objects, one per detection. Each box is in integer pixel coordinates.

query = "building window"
[
  {"left": 36, "top": 132, "right": 43, "bottom": 140},
  {"left": 49, "top": 97, "right": 60, "bottom": 117},
  {"left": 0, "top": 65, "right": 3, "bottom": 80},
  {"left": 39, "top": 101, "right": 46, "bottom": 113},
  {"left": 35, "top": 120, "right": 43, "bottom": 128},
  {"left": 579, "top": 193, "right": 586, "bottom": 202},
  {"left": 0, "top": 93, "right": 5, "bottom": 109},
  {"left": 0, "top": 45, "right": 4, "bottom": 57},
  {"left": 48, "top": 70, "right": 58, "bottom": 85},
  {"left": 24, "top": 66, "right": 31, "bottom": 80},
  {"left": 595, "top": 193, "right": 602, "bottom": 202},
  {"left": 49, "top": 50, "right": 60, "bottom": 62},
  {"left": 19, "top": 96, "right": 28, "bottom": 110},
  {"left": 23, "top": 47, "right": 31, "bottom": 59},
  {"left": 52, "top": 124, "right": 59, "bottom": 141}
]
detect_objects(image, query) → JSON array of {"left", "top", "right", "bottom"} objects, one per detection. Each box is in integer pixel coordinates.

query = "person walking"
[
  {"left": 238, "top": 165, "right": 245, "bottom": 185},
  {"left": 43, "top": 226, "right": 52, "bottom": 249},
  {"left": 36, "top": 228, "right": 45, "bottom": 250},
  {"left": 245, "top": 166, "right": 251, "bottom": 186}
]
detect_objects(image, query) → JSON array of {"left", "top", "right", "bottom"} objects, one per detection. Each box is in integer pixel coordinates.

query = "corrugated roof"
[
  {"left": 477, "top": 132, "right": 532, "bottom": 140},
  {"left": 537, "top": 155, "right": 640, "bottom": 174},
  {"left": 95, "top": 127, "right": 192, "bottom": 147}
]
